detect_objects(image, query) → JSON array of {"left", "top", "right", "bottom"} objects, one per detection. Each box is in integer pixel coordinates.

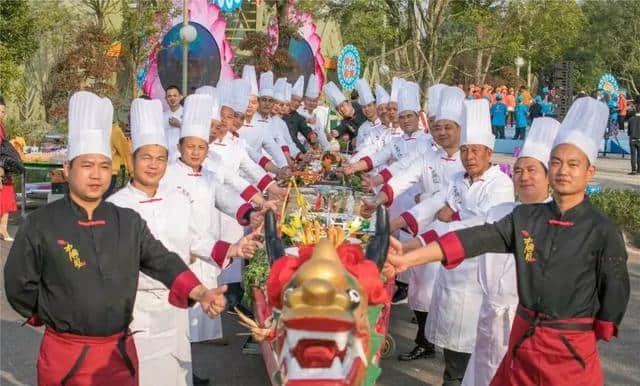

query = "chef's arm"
[
  {"left": 3, "top": 218, "right": 43, "bottom": 326},
  {"left": 594, "top": 227, "right": 630, "bottom": 341}
]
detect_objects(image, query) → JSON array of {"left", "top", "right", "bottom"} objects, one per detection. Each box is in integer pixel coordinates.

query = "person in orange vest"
[{"left": 618, "top": 91, "right": 628, "bottom": 130}]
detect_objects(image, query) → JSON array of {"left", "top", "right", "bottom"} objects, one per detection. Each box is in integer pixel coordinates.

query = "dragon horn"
[
  {"left": 364, "top": 205, "right": 390, "bottom": 270},
  {"left": 265, "top": 209, "right": 285, "bottom": 265}
]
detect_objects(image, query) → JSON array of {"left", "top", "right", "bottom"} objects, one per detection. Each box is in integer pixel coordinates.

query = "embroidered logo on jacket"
[
  {"left": 56, "top": 239, "right": 87, "bottom": 269},
  {"left": 520, "top": 230, "right": 536, "bottom": 263}
]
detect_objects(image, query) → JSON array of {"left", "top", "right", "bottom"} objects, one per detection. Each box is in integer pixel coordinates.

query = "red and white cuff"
[
  {"left": 169, "top": 270, "right": 202, "bottom": 308},
  {"left": 420, "top": 230, "right": 439, "bottom": 245},
  {"left": 240, "top": 185, "right": 260, "bottom": 202},
  {"left": 281, "top": 145, "right": 290, "bottom": 154},
  {"left": 211, "top": 241, "right": 232, "bottom": 269},
  {"left": 380, "top": 169, "right": 392, "bottom": 183},
  {"left": 381, "top": 184, "right": 394, "bottom": 207},
  {"left": 451, "top": 211, "right": 461, "bottom": 221},
  {"left": 400, "top": 212, "right": 418, "bottom": 236},
  {"left": 259, "top": 156, "right": 270, "bottom": 168},
  {"left": 361, "top": 156, "right": 374, "bottom": 172},
  {"left": 236, "top": 203, "right": 254, "bottom": 226},
  {"left": 257, "top": 175, "right": 274, "bottom": 192},
  {"left": 437, "top": 231, "right": 466, "bottom": 269}
]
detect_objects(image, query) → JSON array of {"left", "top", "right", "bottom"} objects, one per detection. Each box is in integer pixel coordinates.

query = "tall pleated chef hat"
[
  {"left": 427, "top": 84, "right": 447, "bottom": 118},
  {"left": 285, "top": 82, "right": 293, "bottom": 103},
  {"left": 273, "top": 78, "right": 289, "bottom": 102},
  {"left": 130, "top": 98, "right": 166, "bottom": 151},
  {"left": 356, "top": 78, "right": 375, "bottom": 106},
  {"left": 552, "top": 96, "right": 608, "bottom": 164},
  {"left": 390, "top": 77, "right": 405, "bottom": 103},
  {"left": 397, "top": 81, "right": 421, "bottom": 114},
  {"left": 181, "top": 94, "right": 214, "bottom": 142},
  {"left": 322, "top": 81, "right": 347, "bottom": 108},
  {"left": 436, "top": 86, "right": 466, "bottom": 126},
  {"left": 520, "top": 117, "right": 561, "bottom": 164},
  {"left": 305, "top": 73, "right": 320, "bottom": 99},
  {"left": 259, "top": 71, "right": 274, "bottom": 98},
  {"left": 292, "top": 75, "right": 304, "bottom": 98},
  {"left": 242, "top": 65, "right": 259, "bottom": 96},
  {"left": 461, "top": 98, "right": 495, "bottom": 150},
  {"left": 375, "top": 84, "right": 390, "bottom": 106},
  {"left": 231, "top": 79, "right": 252, "bottom": 113},
  {"left": 67, "top": 91, "right": 113, "bottom": 160},
  {"left": 195, "top": 85, "right": 221, "bottom": 120}
]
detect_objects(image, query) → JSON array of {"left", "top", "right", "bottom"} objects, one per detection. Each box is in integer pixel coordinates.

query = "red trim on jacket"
[
  {"left": 211, "top": 241, "right": 231, "bottom": 268},
  {"left": 437, "top": 231, "right": 465, "bottom": 269},
  {"left": 381, "top": 184, "right": 394, "bottom": 207},
  {"left": 168, "top": 270, "right": 201, "bottom": 308},
  {"left": 138, "top": 198, "right": 163, "bottom": 204},
  {"left": 257, "top": 175, "right": 274, "bottom": 192},
  {"left": 594, "top": 319, "right": 617, "bottom": 341},
  {"left": 380, "top": 169, "right": 392, "bottom": 183},
  {"left": 259, "top": 156, "right": 270, "bottom": 168},
  {"left": 451, "top": 211, "right": 461, "bottom": 221},
  {"left": 548, "top": 219, "right": 575, "bottom": 227},
  {"left": 281, "top": 145, "right": 290, "bottom": 153},
  {"left": 361, "top": 156, "right": 373, "bottom": 172},
  {"left": 236, "top": 203, "right": 253, "bottom": 226},
  {"left": 400, "top": 212, "right": 418, "bottom": 236},
  {"left": 240, "top": 185, "right": 259, "bottom": 202},
  {"left": 421, "top": 229, "right": 439, "bottom": 244}
]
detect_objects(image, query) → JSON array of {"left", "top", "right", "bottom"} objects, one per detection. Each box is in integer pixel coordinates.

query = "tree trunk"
[{"left": 474, "top": 49, "right": 484, "bottom": 84}]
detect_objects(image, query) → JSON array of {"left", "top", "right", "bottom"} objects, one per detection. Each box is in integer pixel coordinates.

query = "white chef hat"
[
  {"left": 130, "top": 98, "right": 166, "bottom": 152},
  {"left": 356, "top": 78, "right": 375, "bottom": 106},
  {"left": 259, "top": 71, "right": 274, "bottom": 98},
  {"left": 67, "top": 91, "right": 113, "bottom": 160},
  {"left": 292, "top": 75, "right": 304, "bottom": 98},
  {"left": 285, "top": 82, "right": 292, "bottom": 103},
  {"left": 427, "top": 84, "right": 447, "bottom": 118},
  {"left": 305, "top": 73, "right": 320, "bottom": 98},
  {"left": 375, "top": 85, "right": 390, "bottom": 106},
  {"left": 231, "top": 79, "right": 251, "bottom": 113},
  {"left": 462, "top": 98, "right": 495, "bottom": 150},
  {"left": 520, "top": 117, "right": 561, "bottom": 165},
  {"left": 181, "top": 94, "right": 213, "bottom": 142},
  {"left": 397, "top": 81, "right": 420, "bottom": 114},
  {"left": 242, "top": 65, "right": 259, "bottom": 96},
  {"left": 390, "top": 77, "right": 405, "bottom": 103},
  {"left": 436, "top": 86, "right": 465, "bottom": 126},
  {"left": 273, "top": 78, "right": 288, "bottom": 102},
  {"left": 322, "top": 81, "right": 347, "bottom": 108},
  {"left": 552, "top": 97, "right": 608, "bottom": 164},
  {"left": 195, "top": 85, "right": 221, "bottom": 121}
]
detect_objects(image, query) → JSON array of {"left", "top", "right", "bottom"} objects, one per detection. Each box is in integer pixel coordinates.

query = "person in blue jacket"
[
  {"left": 490, "top": 93, "right": 508, "bottom": 139},
  {"left": 607, "top": 93, "right": 619, "bottom": 137},
  {"left": 514, "top": 95, "right": 529, "bottom": 140}
]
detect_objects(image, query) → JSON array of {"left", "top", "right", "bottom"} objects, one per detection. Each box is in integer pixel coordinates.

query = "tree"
[
  {"left": 0, "top": 0, "right": 38, "bottom": 95},
  {"left": 78, "top": 0, "right": 119, "bottom": 31}
]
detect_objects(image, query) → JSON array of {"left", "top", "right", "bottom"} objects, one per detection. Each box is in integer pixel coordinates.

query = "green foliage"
[
  {"left": 590, "top": 189, "right": 640, "bottom": 247},
  {"left": 0, "top": 0, "right": 38, "bottom": 95},
  {"left": 242, "top": 248, "right": 270, "bottom": 306}
]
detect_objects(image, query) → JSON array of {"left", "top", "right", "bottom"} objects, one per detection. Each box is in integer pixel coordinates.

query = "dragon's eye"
[
  {"left": 347, "top": 289, "right": 360, "bottom": 307},
  {"left": 284, "top": 287, "right": 294, "bottom": 302}
]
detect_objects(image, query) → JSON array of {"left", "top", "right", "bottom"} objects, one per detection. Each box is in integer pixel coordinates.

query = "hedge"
[{"left": 590, "top": 189, "right": 640, "bottom": 248}]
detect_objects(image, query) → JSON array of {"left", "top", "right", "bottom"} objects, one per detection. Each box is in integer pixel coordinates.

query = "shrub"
[{"left": 590, "top": 189, "right": 640, "bottom": 248}]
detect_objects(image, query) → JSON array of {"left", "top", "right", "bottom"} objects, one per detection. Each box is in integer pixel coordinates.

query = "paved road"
[{"left": 1, "top": 155, "right": 638, "bottom": 385}]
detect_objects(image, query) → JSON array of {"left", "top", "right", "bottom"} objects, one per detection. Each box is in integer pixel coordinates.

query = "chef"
[
  {"left": 4, "top": 91, "right": 227, "bottom": 386},
  {"left": 161, "top": 94, "right": 265, "bottom": 344},
  {"left": 386, "top": 96, "right": 630, "bottom": 386},
  {"left": 107, "top": 98, "right": 261, "bottom": 386},
  {"left": 237, "top": 69, "right": 290, "bottom": 175},
  {"left": 322, "top": 81, "right": 367, "bottom": 143},
  {"left": 461, "top": 117, "right": 560, "bottom": 386},
  {"left": 298, "top": 74, "right": 331, "bottom": 151},
  {"left": 163, "top": 85, "right": 184, "bottom": 162},
  {"left": 282, "top": 75, "right": 316, "bottom": 153},
  {"left": 354, "top": 78, "right": 384, "bottom": 151},
  {"left": 272, "top": 78, "right": 304, "bottom": 161},
  {"left": 361, "top": 86, "right": 466, "bottom": 362}
]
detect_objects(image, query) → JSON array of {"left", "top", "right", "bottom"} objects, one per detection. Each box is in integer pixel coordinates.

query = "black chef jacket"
[
  {"left": 438, "top": 198, "right": 629, "bottom": 328},
  {"left": 334, "top": 103, "right": 367, "bottom": 141},
  {"left": 4, "top": 195, "right": 197, "bottom": 337},
  {"left": 282, "top": 111, "right": 314, "bottom": 153}
]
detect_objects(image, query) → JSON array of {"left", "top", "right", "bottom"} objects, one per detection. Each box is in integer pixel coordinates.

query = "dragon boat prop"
[{"left": 237, "top": 206, "right": 394, "bottom": 386}]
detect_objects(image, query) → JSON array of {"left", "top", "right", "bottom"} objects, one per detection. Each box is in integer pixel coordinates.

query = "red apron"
[
  {"left": 37, "top": 328, "right": 139, "bottom": 386},
  {"left": 490, "top": 305, "right": 601, "bottom": 386}
]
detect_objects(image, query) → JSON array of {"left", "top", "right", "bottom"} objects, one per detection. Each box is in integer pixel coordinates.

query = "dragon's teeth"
[
  {"left": 353, "top": 338, "right": 368, "bottom": 367},
  {"left": 335, "top": 331, "right": 348, "bottom": 351}
]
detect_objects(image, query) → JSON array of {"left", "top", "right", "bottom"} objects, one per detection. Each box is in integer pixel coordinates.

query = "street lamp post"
[
  {"left": 514, "top": 56, "right": 525, "bottom": 86},
  {"left": 179, "top": 0, "right": 197, "bottom": 95}
]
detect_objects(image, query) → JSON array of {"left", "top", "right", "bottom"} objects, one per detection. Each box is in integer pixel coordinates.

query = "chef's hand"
[
  {"left": 228, "top": 229, "right": 264, "bottom": 259},
  {"left": 390, "top": 216, "right": 407, "bottom": 233},
  {"left": 249, "top": 201, "right": 277, "bottom": 230},
  {"left": 382, "top": 236, "right": 405, "bottom": 278},
  {"left": 168, "top": 117, "right": 181, "bottom": 128},
  {"left": 343, "top": 163, "right": 356, "bottom": 176},
  {"left": 268, "top": 184, "right": 287, "bottom": 201},
  {"left": 307, "top": 116, "right": 316, "bottom": 125},
  {"left": 360, "top": 198, "right": 376, "bottom": 218},
  {"left": 436, "top": 205, "right": 455, "bottom": 222},
  {"left": 276, "top": 167, "right": 292, "bottom": 181},
  {"left": 190, "top": 284, "right": 228, "bottom": 318}
]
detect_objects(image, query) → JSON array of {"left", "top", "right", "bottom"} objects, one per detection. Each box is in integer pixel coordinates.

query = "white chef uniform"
[{"left": 163, "top": 105, "right": 183, "bottom": 163}]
